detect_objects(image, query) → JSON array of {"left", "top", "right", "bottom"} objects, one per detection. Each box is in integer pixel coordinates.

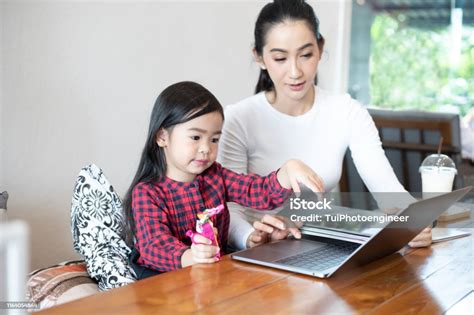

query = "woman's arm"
[
  {"left": 347, "top": 100, "right": 431, "bottom": 247},
  {"left": 218, "top": 106, "right": 260, "bottom": 249},
  {"left": 347, "top": 101, "right": 406, "bottom": 193},
  {"left": 218, "top": 105, "right": 250, "bottom": 174}
]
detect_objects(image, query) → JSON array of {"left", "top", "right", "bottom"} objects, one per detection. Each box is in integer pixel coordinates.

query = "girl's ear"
[
  {"left": 252, "top": 48, "right": 266, "bottom": 70},
  {"left": 156, "top": 128, "right": 169, "bottom": 148}
]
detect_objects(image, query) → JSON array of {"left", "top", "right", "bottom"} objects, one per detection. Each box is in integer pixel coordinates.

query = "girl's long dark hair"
[
  {"left": 122, "top": 81, "right": 224, "bottom": 246},
  {"left": 254, "top": 0, "right": 325, "bottom": 94}
]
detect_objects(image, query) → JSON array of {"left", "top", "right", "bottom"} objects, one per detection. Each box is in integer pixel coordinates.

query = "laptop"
[{"left": 231, "top": 187, "right": 471, "bottom": 278}]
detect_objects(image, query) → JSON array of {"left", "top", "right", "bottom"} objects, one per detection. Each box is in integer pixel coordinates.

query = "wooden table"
[{"left": 37, "top": 212, "right": 473, "bottom": 315}]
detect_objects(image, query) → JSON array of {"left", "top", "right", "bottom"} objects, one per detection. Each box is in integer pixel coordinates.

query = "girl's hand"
[
  {"left": 246, "top": 215, "right": 302, "bottom": 248},
  {"left": 181, "top": 234, "right": 219, "bottom": 267},
  {"left": 277, "top": 159, "right": 325, "bottom": 194},
  {"left": 408, "top": 227, "right": 432, "bottom": 248}
]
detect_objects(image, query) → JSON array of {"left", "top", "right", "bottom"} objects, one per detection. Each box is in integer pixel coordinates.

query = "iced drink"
[
  {"left": 419, "top": 154, "right": 457, "bottom": 195},
  {"left": 420, "top": 166, "right": 456, "bottom": 192}
]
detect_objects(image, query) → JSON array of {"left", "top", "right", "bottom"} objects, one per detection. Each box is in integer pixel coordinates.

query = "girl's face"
[
  {"left": 157, "top": 111, "right": 223, "bottom": 182},
  {"left": 256, "top": 20, "right": 321, "bottom": 107}
]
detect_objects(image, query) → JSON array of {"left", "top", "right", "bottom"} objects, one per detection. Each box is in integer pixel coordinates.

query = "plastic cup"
[{"left": 419, "top": 154, "right": 457, "bottom": 195}]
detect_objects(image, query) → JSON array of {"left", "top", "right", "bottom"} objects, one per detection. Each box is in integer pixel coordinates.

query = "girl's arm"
[
  {"left": 220, "top": 164, "right": 291, "bottom": 210},
  {"left": 220, "top": 160, "right": 323, "bottom": 210}
]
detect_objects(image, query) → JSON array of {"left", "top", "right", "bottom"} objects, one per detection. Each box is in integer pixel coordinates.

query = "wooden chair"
[{"left": 340, "top": 109, "right": 463, "bottom": 192}]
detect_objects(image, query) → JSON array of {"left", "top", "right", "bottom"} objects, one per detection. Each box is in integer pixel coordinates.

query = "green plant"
[{"left": 370, "top": 14, "right": 474, "bottom": 116}]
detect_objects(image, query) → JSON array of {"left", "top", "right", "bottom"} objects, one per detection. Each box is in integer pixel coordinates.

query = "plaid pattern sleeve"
[
  {"left": 132, "top": 183, "right": 189, "bottom": 272},
  {"left": 219, "top": 164, "right": 293, "bottom": 209}
]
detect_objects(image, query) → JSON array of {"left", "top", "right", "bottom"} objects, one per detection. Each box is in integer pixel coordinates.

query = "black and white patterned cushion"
[{"left": 71, "top": 164, "right": 136, "bottom": 290}]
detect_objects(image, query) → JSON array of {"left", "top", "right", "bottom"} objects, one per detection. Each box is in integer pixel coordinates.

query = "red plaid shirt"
[{"left": 132, "top": 162, "right": 292, "bottom": 272}]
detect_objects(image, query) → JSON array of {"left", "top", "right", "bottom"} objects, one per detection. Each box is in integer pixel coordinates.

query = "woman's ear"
[
  {"left": 317, "top": 36, "right": 325, "bottom": 61},
  {"left": 156, "top": 129, "right": 169, "bottom": 148},
  {"left": 252, "top": 48, "right": 266, "bottom": 70}
]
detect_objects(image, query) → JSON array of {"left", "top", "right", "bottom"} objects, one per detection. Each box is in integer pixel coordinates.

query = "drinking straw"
[{"left": 437, "top": 137, "right": 443, "bottom": 155}]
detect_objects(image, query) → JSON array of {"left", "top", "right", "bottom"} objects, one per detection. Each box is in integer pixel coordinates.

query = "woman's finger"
[
  {"left": 271, "top": 216, "right": 302, "bottom": 239},
  {"left": 287, "top": 227, "right": 302, "bottom": 239},
  {"left": 261, "top": 214, "right": 286, "bottom": 230},
  {"left": 270, "top": 229, "right": 291, "bottom": 240},
  {"left": 275, "top": 215, "right": 303, "bottom": 231},
  {"left": 411, "top": 227, "right": 432, "bottom": 241},
  {"left": 249, "top": 234, "right": 263, "bottom": 243},
  {"left": 408, "top": 227, "right": 432, "bottom": 247},
  {"left": 253, "top": 221, "right": 274, "bottom": 234},
  {"left": 422, "top": 227, "right": 432, "bottom": 233},
  {"left": 408, "top": 240, "right": 430, "bottom": 248}
]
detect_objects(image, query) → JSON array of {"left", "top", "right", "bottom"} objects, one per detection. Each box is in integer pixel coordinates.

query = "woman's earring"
[{"left": 260, "top": 65, "right": 266, "bottom": 70}]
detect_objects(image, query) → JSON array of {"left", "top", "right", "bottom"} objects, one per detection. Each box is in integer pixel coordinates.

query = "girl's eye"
[
  {"left": 302, "top": 53, "right": 313, "bottom": 58},
  {"left": 274, "top": 58, "right": 286, "bottom": 62},
  {"left": 211, "top": 138, "right": 220, "bottom": 143},
  {"left": 190, "top": 136, "right": 200, "bottom": 141}
]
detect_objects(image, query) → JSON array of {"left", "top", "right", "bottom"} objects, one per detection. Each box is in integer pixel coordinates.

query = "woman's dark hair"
[
  {"left": 122, "top": 81, "right": 224, "bottom": 246},
  {"left": 254, "top": 0, "right": 325, "bottom": 93}
]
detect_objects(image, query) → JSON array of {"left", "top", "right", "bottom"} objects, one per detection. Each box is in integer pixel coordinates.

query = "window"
[{"left": 348, "top": 0, "right": 474, "bottom": 116}]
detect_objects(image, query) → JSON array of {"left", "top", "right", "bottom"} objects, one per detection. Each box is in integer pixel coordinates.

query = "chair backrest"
[{"left": 340, "top": 109, "right": 463, "bottom": 192}]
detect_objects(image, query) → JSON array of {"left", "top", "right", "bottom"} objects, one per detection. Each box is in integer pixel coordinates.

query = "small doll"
[{"left": 186, "top": 204, "right": 224, "bottom": 260}]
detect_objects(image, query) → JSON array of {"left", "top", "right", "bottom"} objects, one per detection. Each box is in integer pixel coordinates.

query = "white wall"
[{"left": 2, "top": 0, "right": 352, "bottom": 270}]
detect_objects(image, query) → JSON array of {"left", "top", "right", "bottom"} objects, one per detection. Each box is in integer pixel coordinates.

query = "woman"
[{"left": 218, "top": 0, "right": 431, "bottom": 249}]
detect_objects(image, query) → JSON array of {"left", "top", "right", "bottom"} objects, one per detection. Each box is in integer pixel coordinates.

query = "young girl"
[{"left": 123, "top": 81, "right": 324, "bottom": 279}]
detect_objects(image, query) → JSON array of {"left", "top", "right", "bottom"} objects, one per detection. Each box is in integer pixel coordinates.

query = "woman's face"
[{"left": 257, "top": 20, "right": 321, "bottom": 106}]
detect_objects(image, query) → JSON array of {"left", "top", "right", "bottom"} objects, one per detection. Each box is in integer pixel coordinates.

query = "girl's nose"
[
  {"left": 198, "top": 144, "right": 210, "bottom": 155},
  {"left": 289, "top": 60, "right": 303, "bottom": 79}
]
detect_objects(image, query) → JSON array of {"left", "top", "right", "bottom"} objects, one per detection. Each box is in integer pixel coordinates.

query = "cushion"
[
  {"left": 71, "top": 164, "right": 136, "bottom": 291},
  {"left": 26, "top": 260, "right": 99, "bottom": 310}
]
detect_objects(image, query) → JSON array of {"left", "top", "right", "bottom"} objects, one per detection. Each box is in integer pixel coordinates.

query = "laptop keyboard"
[{"left": 275, "top": 242, "right": 360, "bottom": 271}]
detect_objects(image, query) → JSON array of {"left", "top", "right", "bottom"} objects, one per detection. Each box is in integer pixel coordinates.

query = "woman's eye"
[
  {"left": 190, "top": 136, "right": 200, "bottom": 141},
  {"left": 302, "top": 53, "right": 313, "bottom": 58},
  {"left": 274, "top": 58, "right": 286, "bottom": 62},
  {"left": 211, "top": 138, "right": 220, "bottom": 143}
]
